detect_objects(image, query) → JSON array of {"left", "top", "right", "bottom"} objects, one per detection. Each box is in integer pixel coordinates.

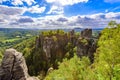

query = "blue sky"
[{"left": 0, "top": 0, "right": 120, "bottom": 29}]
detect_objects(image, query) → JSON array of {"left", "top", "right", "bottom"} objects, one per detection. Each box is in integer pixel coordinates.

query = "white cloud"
[
  {"left": 47, "top": 5, "right": 63, "bottom": 14},
  {"left": 0, "top": 19, "right": 8, "bottom": 24},
  {"left": 0, "top": 0, "right": 36, "bottom": 6},
  {"left": 105, "top": 12, "right": 120, "bottom": 19},
  {"left": 46, "top": 0, "right": 88, "bottom": 15},
  {"left": 46, "top": 0, "right": 88, "bottom": 6},
  {"left": 0, "top": 5, "right": 28, "bottom": 27},
  {"left": 17, "top": 17, "right": 34, "bottom": 23},
  {"left": 0, "top": 5, "right": 120, "bottom": 29},
  {"left": 104, "top": 0, "right": 120, "bottom": 3},
  {"left": 30, "top": 12, "right": 120, "bottom": 29},
  {"left": 27, "top": 5, "right": 46, "bottom": 14},
  {"left": 24, "top": 0, "right": 36, "bottom": 5},
  {"left": 12, "top": 0, "right": 23, "bottom": 5},
  {"left": 88, "top": 13, "right": 106, "bottom": 19},
  {"left": 0, "top": 5, "right": 25, "bottom": 15}
]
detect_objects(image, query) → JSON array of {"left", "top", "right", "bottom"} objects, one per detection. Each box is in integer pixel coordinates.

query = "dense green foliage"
[
  {"left": 94, "top": 24, "right": 120, "bottom": 80},
  {"left": 45, "top": 22, "right": 120, "bottom": 80},
  {"left": 45, "top": 55, "right": 92, "bottom": 80}
]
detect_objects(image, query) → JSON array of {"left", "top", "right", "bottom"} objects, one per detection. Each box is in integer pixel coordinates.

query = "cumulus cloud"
[
  {"left": 12, "top": 0, "right": 23, "bottom": 5},
  {"left": 46, "top": 0, "right": 88, "bottom": 15},
  {"left": 104, "top": 0, "right": 120, "bottom": 3},
  {"left": 0, "top": 8, "right": 120, "bottom": 29},
  {"left": 57, "top": 17, "right": 68, "bottom": 22},
  {"left": 8, "top": 17, "right": 35, "bottom": 29},
  {"left": 0, "top": 2, "right": 46, "bottom": 14},
  {"left": 9, "top": 22, "right": 19, "bottom": 25},
  {"left": 88, "top": 13, "right": 106, "bottom": 19},
  {"left": 47, "top": 5, "right": 63, "bottom": 14},
  {"left": 46, "top": 0, "right": 88, "bottom": 6},
  {"left": 32, "top": 12, "right": 120, "bottom": 29},
  {"left": 0, "top": 19, "right": 5, "bottom": 22},
  {"left": 0, "top": 5, "right": 27, "bottom": 26},
  {"left": 74, "top": 16, "right": 108, "bottom": 28},
  {"left": 0, "top": 0, "right": 35, "bottom": 6},
  {"left": 0, "top": 19, "right": 8, "bottom": 24},
  {"left": 27, "top": 5, "right": 46, "bottom": 14},
  {"left": 105, "top": 12, "right": 120, "bottom": 19},
  {"left": 0, "top": 5, "right": 25, "bottom": 15},
  {"left": 17, "top": 18, "right": 34, "bottom": 23},
  {"left": 12, "top": 0, "right": 35, "bottom": 6}
]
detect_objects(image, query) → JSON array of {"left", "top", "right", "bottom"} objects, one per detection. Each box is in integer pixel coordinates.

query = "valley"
[{"left": 0, "top": 23, "right": 120, "bottom": 80}]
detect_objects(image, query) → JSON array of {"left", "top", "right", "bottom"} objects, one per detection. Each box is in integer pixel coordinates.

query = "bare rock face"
[
  {"left": 77, "top": 29, "right": 97, "bottom": 62},
  {"left": 81, "top": 28, "right": 92, "bottom": 39},
  {"left": 69, "top": 30, "right": 77, "bottom": 45},
  {"left": 69, "top": 30, "right": 75, "bottom": 43},
  {"left": 43, "top": 37, "right": 55, "bottom": 59},
  {"left": 42, "top": 35, "right": 69, "bottom": 60},
  {"left": 0, "top": 48, "right": 38, "bottom": 80},
  {"left": 77, "top": 37, "right": 89, "bottom": 57}
]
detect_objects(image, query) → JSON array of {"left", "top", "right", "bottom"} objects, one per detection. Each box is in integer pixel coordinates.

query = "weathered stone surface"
[
  {"left": 81, "top": 28, "right": 92, "bottom": 39},
  {"left": 69, "top": 30, "right": 77, "bottom": 45},
  {"left": 35, "top": 29, "right": 98, "bottom": 63},
  {"left": 43, "top": 37, "right": 58, "bottom": 59},
  {"left": 77, "top": 29, "right": 98, "bottom": 62},
  {"left": 0, "top": 48, "right": 38, "bottom": 80},
  {"left": 46, "top": 67, "right": 53, "bottom": 75},
  {"left": 42, "top": 35, "right": 68, "bottom": 60}
]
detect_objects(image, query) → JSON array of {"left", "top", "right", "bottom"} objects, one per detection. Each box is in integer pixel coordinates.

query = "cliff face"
[
  {"left": 36, "top": 33, "right": 69, "bottom": 60},
  {"left": 76, "top": 29, "right": 97, "bottom": 62},
  {"left": 0, "top": 48, "right": 38, "bottom": 80},
  {"left": 35, "top": 29, "right": 98, "bottom": 66}
]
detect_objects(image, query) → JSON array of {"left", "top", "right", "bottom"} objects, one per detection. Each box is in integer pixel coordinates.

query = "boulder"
[{"left": 0, "top": 48, "right": 38, "bottom": 80}]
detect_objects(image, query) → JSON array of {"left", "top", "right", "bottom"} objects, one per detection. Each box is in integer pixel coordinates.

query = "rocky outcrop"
[
  {"left": 20, "top": 29, "right": 99, "bottom": 76},
  {"left": 35, "top": 29, "right": 98, "bottom": 63},
  {"left": 43, "top": 37, "right": 54, "bottom": 59},
  {"left": 77, "top": 29, "right": 98, "bottom": 62},
  {"left": 81, "top": 28, "right": 92, "bottom": 39},
  {"left": 69, "top": 30, "right": 76, "bottom": 45},
  {"left": 0, "top": 48, "right": 38, "bottom": 80},
  {"left": 35, "top": 33, "right": 69, "bottom": 60}
]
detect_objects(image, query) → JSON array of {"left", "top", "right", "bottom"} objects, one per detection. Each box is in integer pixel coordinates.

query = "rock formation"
[
  {"left": 81, "top": 28, "right": 92, "bottom": 39},
  {"left": 69, "top": 29, "right": 76, "bottom": 44},
  {"left": 77, "top": 28, "right": 98, "bottom": 62},
  {"left": 35, "top": 29, "right": 98, "bottom": 64},
  {"left": 0, "top": 48, "right": 38, "bottom": 80},
  {"left": 14, "top": 29, "right": 99, "bottom": 76}
]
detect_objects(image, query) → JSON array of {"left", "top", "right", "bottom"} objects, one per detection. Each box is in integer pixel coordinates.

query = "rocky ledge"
[{"left": 0, "top": 48, "right": 38, "bottom": 80}]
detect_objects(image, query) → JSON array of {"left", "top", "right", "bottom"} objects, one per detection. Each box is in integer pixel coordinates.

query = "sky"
[{"left": 0, "top": 0, "right": 120, "bottom": 29}]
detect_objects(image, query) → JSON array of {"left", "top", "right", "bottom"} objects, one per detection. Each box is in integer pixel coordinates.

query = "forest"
[
  {"left": 0, "top": 28, "right": 39, "bottom": 62},
  {"left": 0, "top": 21, "right": 120, "bottom": 80},
  {"left": 45, "top": 21, "right": 120, "bottom": 80}
]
